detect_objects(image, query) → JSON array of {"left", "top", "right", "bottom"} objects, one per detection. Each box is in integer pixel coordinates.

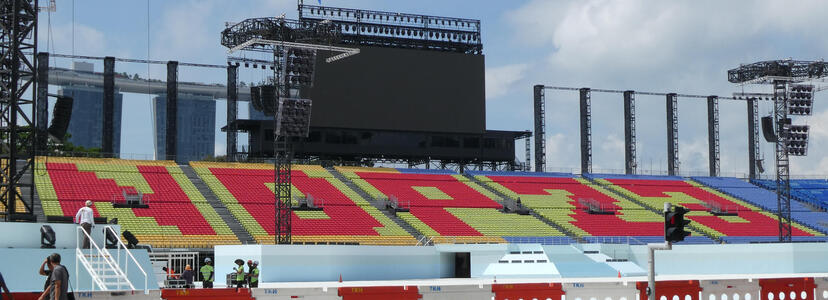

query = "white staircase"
[{"left": 75, "top": 226, "right": 148, "bottom": 293}]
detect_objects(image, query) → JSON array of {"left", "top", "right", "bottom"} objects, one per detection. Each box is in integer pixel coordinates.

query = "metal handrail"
[
  {"left": 75, "top": 226, "right": 135, "bottom": 291},
  {"left": 104, "top": 226, "right": 148, "bottom": 293}
]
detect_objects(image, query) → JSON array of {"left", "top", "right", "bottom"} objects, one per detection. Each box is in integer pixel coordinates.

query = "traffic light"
[{"left": 665, "top": 205, "right": 691, "bottom": 243}]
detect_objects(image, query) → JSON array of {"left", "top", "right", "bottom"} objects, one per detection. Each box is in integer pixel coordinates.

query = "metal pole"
[
  {"left": 647, "top": 202, "right": 673, "bottom": 300},
  {"left": 533, "top": 85, "right": 546, "bottom": 172}
]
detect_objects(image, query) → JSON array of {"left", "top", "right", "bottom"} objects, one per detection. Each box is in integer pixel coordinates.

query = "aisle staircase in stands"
[
  {"left": 180, "top": 166, "right": 255, "bottom": 244},
  {"left": 465, "top": 174, "right": 584, "bottom": 242},
  {"left": 327, "top": 167, "right": 424, "bottom": 239},
  {"left": 582, "top": 177, "right": 721, "bottom": 243}
]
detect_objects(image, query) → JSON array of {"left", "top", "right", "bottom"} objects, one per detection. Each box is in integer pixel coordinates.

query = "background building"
[
  {"left": 154, "top": 94, "right": 216, "bottom": 163},
  {"left": 57, "top": 62, "right": 123, "bottom": 154}
]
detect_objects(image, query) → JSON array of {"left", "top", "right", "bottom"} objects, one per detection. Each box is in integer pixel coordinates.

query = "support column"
[
  {"left": 624, "top": 91, "right": 637, "bottom": 175},
  {"left": 226, "top": 65, "right": 238, "bottom": 161},
  {"left": 103, "top": 56, "right": 115, "bottom": 156},
  {"left": 166, "top": 61, "right": 178, "bottom": 161},
  {"left": 524, "top": 135, "right": 531, "bottom": 172},
  {"left": 533, "top": 85, "right": 546, "bottom": 172},
  {"left": 747, "top": 98, "right": 759, "bottom": 179},
  {"left": 707, "top": 96, "right": 720, "bottom": 177},
  {"left": 580, "top": 88, "right": 592, "bottom": 175},
  {"left": 772, "top": 81, "right": 792, "bottom": 242},
  {"left": 666, "top": 93, "right": 679, "bottom": 176},
  {"left": 36, "top": 52, "right": 49, "bottom": 152}
]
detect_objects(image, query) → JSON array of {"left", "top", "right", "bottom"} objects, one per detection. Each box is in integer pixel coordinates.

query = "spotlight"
[
  {"left": 244, "top": 63, "right": 249, "bottom": 68},
  {"left": 104, "top": 228, "right": 119, "bottom": 249},
  {"left": 122, "top": 230, "right": 140, "bottom": 249},
  {"left": 40, "top": 225, "right": 56, "bottom": 249}
]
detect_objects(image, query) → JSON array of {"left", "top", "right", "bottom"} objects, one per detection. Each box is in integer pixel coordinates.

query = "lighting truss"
[
  {"left": 227, "top": 38, "right": 360, "bottom": 63},
  {"left": 728, "top": 60, "right": 828, "bottom": 84},
  {"left": 299, "top": 4, "right": 482, "bottom": 54}
]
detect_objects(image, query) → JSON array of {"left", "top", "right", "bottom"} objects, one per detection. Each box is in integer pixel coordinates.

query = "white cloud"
[
  {"left": 43, "top": 22, "right": 107, "bottom": 58},
  {"left": 485, "top": 64, "right": 529, "bottom": 99},
  {"left": 151, "top": 1, "right": 216, "bottom": 62},
  {"left": 505, "top": 0, "right": 828, "bottom": 176},
  {"left": 543, "top": 133, "right": 580, "bottom": 173}
]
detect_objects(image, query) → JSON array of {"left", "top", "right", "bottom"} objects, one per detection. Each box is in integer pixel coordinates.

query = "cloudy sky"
[{"left": 39, "top": 0, "right": 828, "bottom": 177}]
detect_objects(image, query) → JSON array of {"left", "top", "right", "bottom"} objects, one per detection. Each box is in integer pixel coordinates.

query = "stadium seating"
[
  {"left": 693, "top": 177, "right": 828, "bottom": 235},
  {"left": 471, "top": 172, "right": 686, "bottom": 239},
  {"left": 190, "top": 162, "right": 416, "bottom": 245},
  {"left": 752, "top": 179, "right": 828, "bottom": 211},
  {"left": 337, "top": 167, "right": 565, "bottom": 243},
  {"left": 590, "top": 174, "right": 824, "bottom": 241},
  {"left": 33, "top": 157, "right": 238, "bottom": 248}
]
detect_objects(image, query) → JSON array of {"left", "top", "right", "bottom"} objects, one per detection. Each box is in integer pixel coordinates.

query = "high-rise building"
[
  {"left": 57, "top": 62, "right": 123, "bottom": 154},
  {"left": 154, "top": 94, "right": 216, "bottom": 163}
]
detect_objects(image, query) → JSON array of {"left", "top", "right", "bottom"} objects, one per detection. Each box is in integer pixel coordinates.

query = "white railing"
[
  {"left": 75, "top": 226, "right": 133, "bottom": 291},
  {"left": 104, "top": 226, "right": 148, "bottom": 293},
  {"left": 74, "top": 226, "right": 147, "bottom": 293}
]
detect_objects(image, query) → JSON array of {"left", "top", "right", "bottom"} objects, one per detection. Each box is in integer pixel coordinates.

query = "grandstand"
[
  {"left": 470, "top": 171, "right": 710, "bottom": 243},
  {"left": 29, "top": 156, "right": 828, "bottom": 246},
  {"left": 336, "top": 166, "right": 570, "bottom": 244},
  {"left": 34, "top": 157, "right": 239, "bottom": 248},
  {"left": 586, "top": 174, "right": 824, "bottom": 242},
  {"left": 190, "top": 162, "right": 417, "bottom": 245}
]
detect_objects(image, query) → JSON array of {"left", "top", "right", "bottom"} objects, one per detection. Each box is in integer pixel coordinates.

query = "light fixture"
[{"left": 41, "top": 225, "right": 56, "bottom": 249}]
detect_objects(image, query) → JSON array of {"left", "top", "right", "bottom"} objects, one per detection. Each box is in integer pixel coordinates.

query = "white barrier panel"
[
  {"left": 418, "top": 284, "right": 495, "bottom": 300},
  {"left": 701, "top": 280, "right": 760, "bottom": 300},
  {"left": 816, "top": 277, "right": 828, "bottom": 300},
  {"left": 72, "top": 290, "right": 161, "bottom": 300},
  {"left": 561, "top": 282, "right": 638, "bottom": 300},
  {"left": 253, "top": 287, "right": 341, "bottom": 300}
]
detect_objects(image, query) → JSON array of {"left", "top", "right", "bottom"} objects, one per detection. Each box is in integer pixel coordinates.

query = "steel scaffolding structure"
[
  {"left": 728, "top": 59, "right": 827, "bottom": 242},
  {"left": 579, "top": 88, "right": 592, "bottom": 175},
  {"left": 707, "top": 96, "right": 720, "bottom": 177},
  {"left": 666, "top": 93, "right": 679, "bottom": 176},
  {"left": 623, "top": 91, "right": 637, "bottom": 175},
  {"left": 1, "top": 0, "right": 38, "bottom": 221}
]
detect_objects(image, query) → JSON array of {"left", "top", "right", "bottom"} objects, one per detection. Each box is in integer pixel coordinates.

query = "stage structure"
[
  {"left": 531, "top": 85, "right": 825, "bottom": 179},
  {"left": 728, "top": 59, "right": 828, "bottom": 242},
  {"left": 222, "top": 16, "right": 359, "bottom": 244},
  {"left": 1, "top": 0, "right": 38, "bottom": 221}
]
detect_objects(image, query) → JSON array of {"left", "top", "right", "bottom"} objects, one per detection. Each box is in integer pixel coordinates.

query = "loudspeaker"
[
  {"left": 761, "top": 116, "right": 777, "bottom": 143},
  {"left": 48, "top": 96, "right": 74, "bottom": 142}
]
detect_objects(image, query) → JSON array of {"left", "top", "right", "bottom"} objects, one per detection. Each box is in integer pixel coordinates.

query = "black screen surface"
[{"left": 304, "top": 46, "right": 486, "bottom": 134}]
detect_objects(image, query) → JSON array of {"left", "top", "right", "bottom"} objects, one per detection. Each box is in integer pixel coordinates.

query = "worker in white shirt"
[{"left": 75, "top": 200, "right": 95, "bottom": 249}]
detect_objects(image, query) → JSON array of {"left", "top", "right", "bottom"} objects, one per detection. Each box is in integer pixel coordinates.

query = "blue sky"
[{"left": 39, "top": 0, "right": 828, "bottom": 176}]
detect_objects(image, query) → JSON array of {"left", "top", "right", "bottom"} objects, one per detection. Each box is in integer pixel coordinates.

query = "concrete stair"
[
  {"left": 180, "top": 165, "right": 256, "bottom": 244},
  {"left": 326, "top": 167, "right": 424, "bottom": 239}
]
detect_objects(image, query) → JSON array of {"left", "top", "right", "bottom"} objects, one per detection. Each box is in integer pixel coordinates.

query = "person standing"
[
  {"left": 0, "top": 270, "right": 14, "bottom": 300},
  {"left": 39, "top": 253, "right": 68, "bottom": 300},
  {"left": 38, "top": 256, "right": 53, "bottom": 295},
  {"left": 180, "top": 265, "right": 194, "bottom": 289},
  {"left": 200, "top": 258, "right": 214, "bottom": 288},
  {"left": 233, "top": 260, "right": 245, "bottom": 288},
  {"left": 74, "top": 200, "right": 95, "bottom": 249},
  {"left": 247, "top": 261, "right": 259, "bottom": 288}
]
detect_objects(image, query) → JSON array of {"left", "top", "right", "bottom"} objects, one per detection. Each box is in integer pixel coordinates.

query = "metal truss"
[{"left": 1, "top": 0, "right": 38, "bottom": 221}]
